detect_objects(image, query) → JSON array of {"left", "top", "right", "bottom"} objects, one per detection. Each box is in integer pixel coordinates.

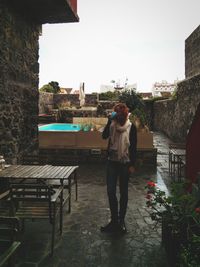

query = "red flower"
[
  {"left": 195, "top": 207, "right": 200, "bottom": 213},
  {"left": 147, "top": 181, "right": 156, "bottom": 188},
  {"left": 146, "top": 194, "right": 152, "bottom": 200}
]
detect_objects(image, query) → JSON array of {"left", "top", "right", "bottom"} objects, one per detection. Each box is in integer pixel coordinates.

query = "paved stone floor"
[{"left": 15, "top": 131, "right": 173, "bottom": 267}]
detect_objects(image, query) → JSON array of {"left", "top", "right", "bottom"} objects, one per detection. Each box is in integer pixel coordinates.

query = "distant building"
[
  {"left": 100, "top": 83, "right": 137, "bottom": 93},
  {"left": 60, "top": 87, "right": 73, "bottom": 94},
  {"left": 100, "top": 85, "right": 114, "bottom": 93},
  {"left": 152, "top": 80, "right": 178, "bottom": 97},
  {"left": 125, "top": 84, "right": 137, "bottom": 91},
  {"left": 73, "top": 89, "right": 80, "bottom": 94},
  {"left": 138, "top": 92, "right": 153, "bottom": 99}
]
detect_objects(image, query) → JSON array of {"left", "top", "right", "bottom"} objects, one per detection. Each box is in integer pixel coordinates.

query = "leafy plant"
[
  {"left": 145, "top": 181, "right": 200, "bottom": 233},
  {"left": 145, "top": 181, "right": 200, "bottom": 265},
  {"left": 39, "top": 81, "right": 60, "bottom": 94},
  {"left": 98, "top": 91, "right": 119, "bottom": 101},
  {"left": 119, "top": 89, "right": 144, "bottom": 112},
  {"left": 130, "top": 108, "right": 147, "bottom": 126},
  {"left": 179, "top": 234, "right": 200, "bottom": 266},
  {"left": 80, "top": 123, "right": 92, "bottom": 131},
  {"left": 171, "top": 87, "right": 178, "bottom": 100},
  {"left": 118, "top": 89, "right": 148, "bottom": 126},
  {"left": 48, "top": 81, "right": 60, "bottom": 94}
]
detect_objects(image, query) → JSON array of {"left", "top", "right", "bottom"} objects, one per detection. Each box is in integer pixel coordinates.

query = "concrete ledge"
[
  {"left": 39, "top": 147, "right": 157, "bottom": 169},
  {"left": 39, "top": 130, "right": 154, "bottom": 150}
]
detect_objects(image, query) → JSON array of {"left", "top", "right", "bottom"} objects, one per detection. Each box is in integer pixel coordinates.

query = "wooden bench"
[
  {"left": 48, "top": 167, "right": 78, "bottom": 213},
  {"left": 0, "top": 164, "right": 78, "bottom": 255},
  {"left": 0, "top": 191, "right": 12, "bottom": 217},
  {"left": 0, "top": 216, "right": 21, "bottom": 267},
  {"left": 19, "top": 162, "right": 78, "bottom": 213},
  {"left": 9, "top": 183, "right": 63, "bottom": 255}
]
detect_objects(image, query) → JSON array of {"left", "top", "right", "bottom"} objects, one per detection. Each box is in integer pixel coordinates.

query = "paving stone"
[{"left": 15, "top": 131, "right": 173, "bottom": 267}]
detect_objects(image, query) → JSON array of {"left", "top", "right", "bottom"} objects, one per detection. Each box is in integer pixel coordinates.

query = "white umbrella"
[{"left": 79, "top": 82, "right": 85, "bottom": 107}]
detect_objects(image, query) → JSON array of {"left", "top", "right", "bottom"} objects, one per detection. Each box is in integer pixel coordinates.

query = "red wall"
[{"left": 69, "top": 0, "right": 77, "bottom": 13}]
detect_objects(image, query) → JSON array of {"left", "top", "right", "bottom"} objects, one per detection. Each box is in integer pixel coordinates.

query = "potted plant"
[
  {"left": 145, "top": 181, "right": 200, "bottom": 266},
  {"left": 179, "top": 234, "right": 200, "bottom": 266}
]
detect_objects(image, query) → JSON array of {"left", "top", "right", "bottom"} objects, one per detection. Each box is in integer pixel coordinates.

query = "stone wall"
[
  {"left": 0, "top": 3, "right": 40, "bottom": 163},
  {"left": 98, "top": 101, "right": 118, "bottom": 110},
  {"left": 154, "top": 24, "right": 200, "bottom": 142},
  {"left": 39, "top": 93, "right": 54, "bottom": 114},
  {"left": 143, "top": 100, "right": 154, "bottom": 130},
  {"left": 185, "top": 25, "right": 200, "bottom": 78},
  {"left": 39, "top": 93, "right": 98, "bottom": 113},
  {"left": 53, "top": 94, "right": 79, "bottom": 108},
  {"left": 153, "top": 74, "right": 200, "bottom": 142}
]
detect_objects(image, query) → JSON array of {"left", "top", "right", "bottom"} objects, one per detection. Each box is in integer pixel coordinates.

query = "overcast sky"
[{"left": 39, "top": 0, "right": 200, "bottom": 93}]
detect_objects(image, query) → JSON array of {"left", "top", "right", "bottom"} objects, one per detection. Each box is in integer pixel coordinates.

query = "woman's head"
[{"left": 114, "top": 103, "right": 129, "bottom": 126}]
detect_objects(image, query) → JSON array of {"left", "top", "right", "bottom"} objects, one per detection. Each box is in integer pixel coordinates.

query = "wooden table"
[
  {"left": 0, "top": 164, "right": 79, "bottom": 211},
  {"left": 0, "top": 165, "right": 79, "bottom": 255},
  {"left": 0, "top": 165, "right": 78, "bottom": 181}
]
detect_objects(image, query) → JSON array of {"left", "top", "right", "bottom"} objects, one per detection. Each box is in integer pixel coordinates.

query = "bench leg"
[
  {"left": 68, "top": 178, "right": 71, "bottom": 213},
  {"left": 75, "top": 171, "right": 78, "bottom": 201},
  {"left": 51, "top": 205, "right": 56, "bottom": 256},
  {"left": 59, "top": 192, "right": 63, "bottom": 235}
]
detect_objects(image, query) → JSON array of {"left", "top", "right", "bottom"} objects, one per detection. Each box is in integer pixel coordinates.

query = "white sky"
[{"left": 39, "top": 0, "right": 200, "bottom": 93}]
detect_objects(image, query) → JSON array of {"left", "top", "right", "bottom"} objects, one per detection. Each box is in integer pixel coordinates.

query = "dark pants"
[{"left": 106, "top": 160, "right": 130, "bottom": 223}]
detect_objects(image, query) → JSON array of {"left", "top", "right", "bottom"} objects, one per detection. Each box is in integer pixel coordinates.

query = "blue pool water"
[{"left": 39, "top": 123, "right": 81, "bottom": 132}]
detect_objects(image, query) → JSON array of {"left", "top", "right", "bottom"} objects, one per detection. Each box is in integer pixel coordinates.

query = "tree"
[
  {"left": 39, "top": 84, "right": 54, "bottom": 93},
  {"left": 39, "top": 81, "right": 60, "bottom": 94},
  {"left": 49, "top": 81, "right": 60, "bottom": 94},
  {"left": 119, "top": 89, "right": 148, "bottom": 126},
  {"left": 119, "top": 89, "right": 144, "bottom": 112}
]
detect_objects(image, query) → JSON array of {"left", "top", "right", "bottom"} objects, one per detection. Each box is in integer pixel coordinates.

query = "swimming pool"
[
  {"left": 39, "top": 123, "right": 81, "bottom": 132},
  {"left": 38, "top": 122, "right": 153, "bottom": 150}
]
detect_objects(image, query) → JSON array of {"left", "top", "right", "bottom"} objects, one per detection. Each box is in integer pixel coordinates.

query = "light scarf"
[{"left": 110, "top": 119, "right": 132, "bottom": 161}]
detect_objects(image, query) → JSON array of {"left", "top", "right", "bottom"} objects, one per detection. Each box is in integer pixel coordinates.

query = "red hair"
[{"left": 114, "top": 103, "right": 129, "bottom": 126}]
